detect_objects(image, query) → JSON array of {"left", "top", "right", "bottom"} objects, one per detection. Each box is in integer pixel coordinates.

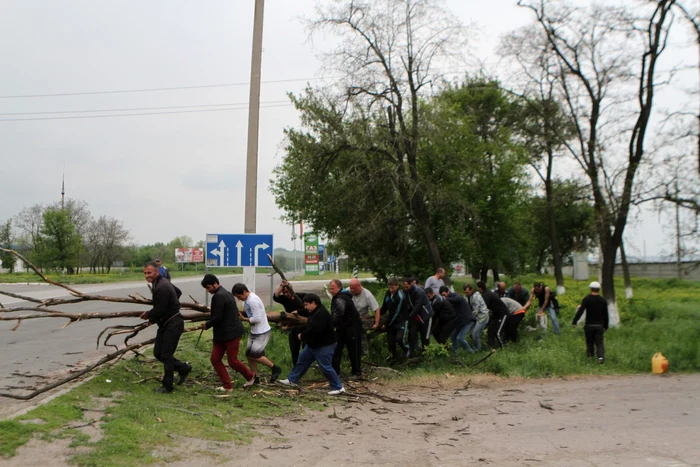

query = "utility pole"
[
  {"left": 675, "top": 178, "right": 682, "bottom": 278},
  {"left": 243, "top": 0, "right": 265, "bottom": 291},
  {"left": 61, "top": 171, "right": 65, "bottom": 210},
  {"left": 244, "top": 0, "right": 265, "bottom": 234}
]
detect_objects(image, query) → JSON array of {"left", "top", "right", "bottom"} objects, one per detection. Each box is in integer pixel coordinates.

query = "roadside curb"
[{"left": 0, "top": 282, "right": 52, "bottom": 286}]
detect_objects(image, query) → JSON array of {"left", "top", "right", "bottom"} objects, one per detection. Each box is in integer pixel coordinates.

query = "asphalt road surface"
[{"left": 0, "top": 273, "right": 329, "bottom": 412}]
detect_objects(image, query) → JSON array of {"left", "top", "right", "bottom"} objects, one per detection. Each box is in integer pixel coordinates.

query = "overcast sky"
[{"left": 0, "top": 0, "right": 696, "bottom": 260}]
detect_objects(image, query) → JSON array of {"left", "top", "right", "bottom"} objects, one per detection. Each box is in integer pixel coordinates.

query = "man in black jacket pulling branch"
[
  {"left": 278, "top": 294, "right": 345, "bottom": 395},
  {"left": 140, "top": 261, "right": 191, "bottom": 393}
]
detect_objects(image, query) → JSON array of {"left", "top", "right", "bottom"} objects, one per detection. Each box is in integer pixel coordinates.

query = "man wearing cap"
[
  {"left": 155, "top": 259, "right": 171, "bottom": 281},
  {"left": 573, "top": 282, "right": 609, "bottom": 364}
]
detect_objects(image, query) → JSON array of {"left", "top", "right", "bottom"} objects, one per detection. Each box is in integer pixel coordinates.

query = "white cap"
[{"left": 589, "top": 281, "right": 601, "bottom": 289}]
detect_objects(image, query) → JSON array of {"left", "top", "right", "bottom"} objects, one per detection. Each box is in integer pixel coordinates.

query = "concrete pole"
[
  {"left": 244, "top": 0, "right": 265, "bottom": 234},
  {"left": 243, "top": 0, "right": 265, "bottom": 292}
]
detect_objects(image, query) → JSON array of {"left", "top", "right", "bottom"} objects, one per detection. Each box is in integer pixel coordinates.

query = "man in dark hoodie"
[
  {"left": 478, "top": 281, "right": 509, "bottom": 348},
  {"left": 441, "top": 286, "right": 475, "bottom": 353},
  {"left": 273, "top": 280, "right": 308, "bottom": 365},
  {"left": 201, "top": 274, "right": 255, "bottom": 391},
  {"left": 402, "top": 277, "right": 433, "bottom": 355},
  {"left": 328, "top": 279, "right": 363, "bottom": 378},
  {"left": 379, "top": 278, "right": 409, "bottom": 361},
  {"left": 425, "top": 287, "right": 458, "bottom": 345},
  {"left": 140, "top": 261, "right": 191, "bottom": 393},
  {"left": 573, "top": 281, "right": 609, "bottom": 364},
  {"left": 278, "top": 293, "right": 345, "bottom": 395}
]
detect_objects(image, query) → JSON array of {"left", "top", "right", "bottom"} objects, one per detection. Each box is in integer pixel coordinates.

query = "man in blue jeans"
[
  {"left": 532, "top": 282, "right": 560, "bottom": 334},
  {"left": 463, "top": 284, "right": 490, "bottom": 351},
  {"left": 278, "top": 293, "right": 345, "bottom": 395}
]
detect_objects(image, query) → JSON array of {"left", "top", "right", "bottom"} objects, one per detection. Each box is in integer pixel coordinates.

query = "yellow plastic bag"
[{"left": 652, "top": 352, "right": 669, "bottom": 374}]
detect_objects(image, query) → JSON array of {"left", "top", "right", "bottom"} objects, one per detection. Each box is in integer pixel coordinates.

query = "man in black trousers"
[
  {"left": 273, "top": 280, "right": 308, "bottom": 366},
  {"left": 573, "top": 281, "right": 609, "bottom": 364},
  {"left": 140, "top": 261, "right": 191, "bottom": 393}
]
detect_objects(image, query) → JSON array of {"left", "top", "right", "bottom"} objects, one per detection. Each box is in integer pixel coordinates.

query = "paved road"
[{"left": 0, "top": 274, "right": 331, "bottom": 408}]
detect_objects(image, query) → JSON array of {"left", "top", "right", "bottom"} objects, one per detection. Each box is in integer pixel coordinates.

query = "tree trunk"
[
  {"left": 620, "top": 239, "right": 633, "bottom": 299},
  {"left": 492, "top": 267, "right": 500, "bottom": 283},
  {"left": 480, "top": 266, "right": 488, "bottom": 282},
  {"left": 535, "top": 248, "right": 546, "bottom": 275},
  {"left": 600, "top": 239, "right": 620, "bottom": 327},
  {"left": 545, "top": 178, "right": 565, "bottom": 294}
]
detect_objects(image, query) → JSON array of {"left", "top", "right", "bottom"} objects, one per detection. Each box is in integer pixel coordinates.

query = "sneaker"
[
  {"left": 277, "top": 379, "right": 297, "bottom": 387},
  {"left": 243, "top": 376, "right": 257, "bottom": 389},
  {"left": 177, "top": 364, "right": 192, "bottom": 385},
  {"left": 599, "top": 357, "right": 605, "bottom": 365},
  {"left": 328, "top": 387, "right": 346, "bottom": 395},
  {"left": 215, "top": 386, "right": 233, "bottom": 392},
  {"left": 270, "top": 365, "right": 282, "bottom": 383},
  {"left": 153, "top": 386, "right": 173, "bottom": 394}
]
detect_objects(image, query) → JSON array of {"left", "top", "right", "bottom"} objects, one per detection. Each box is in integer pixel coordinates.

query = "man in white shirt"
[
  {"left": 348, "top": 278, "right": 381, "bottom": 329},
  {"left": 232, "top": 283, "right": 282, "bottom": 386}
]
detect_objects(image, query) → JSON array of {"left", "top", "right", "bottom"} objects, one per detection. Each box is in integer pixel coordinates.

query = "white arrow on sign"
[
  {"left": 253, "top": 242, "right": 270, "bottom": 267},
  {"left": 209, "top": 240, "right": 227, "bottom": 267},
  {"left": 235, "top": 240, "right": 243, "bottom": 267}
]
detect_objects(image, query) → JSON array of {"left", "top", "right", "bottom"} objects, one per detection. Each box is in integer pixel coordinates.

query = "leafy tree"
[
  {"left": 36, "top": 208, "right": 82, "bottom": 273},
  {"left": 0, "top": 219, "right": 16, "bottom": 272},
  {"left": 275, "top": 0, "right": 470, "bottom": 275}
]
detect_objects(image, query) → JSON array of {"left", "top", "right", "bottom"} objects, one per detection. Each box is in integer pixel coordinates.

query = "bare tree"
[
  {"left": 306, "top": 0, "right": 469, "bottom": 272},
  {"left": 517, "top": 0, "right": 678, "bottom": 326}
]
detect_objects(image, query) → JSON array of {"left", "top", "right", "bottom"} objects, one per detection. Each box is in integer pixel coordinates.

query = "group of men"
[{"left": 141, "top": 261, "right": 609, "bottom": 395}]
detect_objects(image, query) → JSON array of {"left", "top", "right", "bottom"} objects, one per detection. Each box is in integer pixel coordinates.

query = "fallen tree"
[{"left": 0, "top": 248, "right": 322, "bottom": 399}]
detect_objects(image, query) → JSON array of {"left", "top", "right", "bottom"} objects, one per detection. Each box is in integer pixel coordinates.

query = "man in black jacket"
[
  {"left": 379, "top": 278, "right": 409, "bottom": 361},
  {"left": 441, "top": 286, "right": 475, "bottom": 353},
  {"left": 573, "top": 281, "right": 609, "bottom": 363},
  {"left": 478, "top": 281, "right": 509, "bottom": 348},
  {"left": 278, "top": 293, "right": 345, "bottom": 395},
  {"left": 140, "top": 261, "right": 191, "bottom": 393},
  {"left": 426, "top": 287, "right": 458, "bottom": 345},
  {"left": 328, "top": 279, "right": 363, "bottom": 378},
  {"left": 402, "top": 277, "right": 433, "bottom": 355},
  {"left": 201, "top": 274, "right": 255, "bottom": 391},
  {"left": 273, "top": 280, "right": 308, "bottom": 365}
]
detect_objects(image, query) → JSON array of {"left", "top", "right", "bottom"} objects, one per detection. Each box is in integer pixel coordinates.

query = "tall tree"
[
  {"left": 296, "top": 0, "right": 469, "bottom": 273},
  {"left": 0, "top": 220, "right": 16, "bottom": 272},
  {"left": 37, "top": 208, "right": 82, "bottom": 273},
  {"left": 517, "top": 0, "right": 678, "bottom": 326}
]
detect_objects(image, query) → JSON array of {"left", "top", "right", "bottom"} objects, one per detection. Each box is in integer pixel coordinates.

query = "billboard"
[
  {"left": 175, "top": 248, "right": 204, "bottom": 263},
  {"left": 304, "top": 233, "right": 319, "bottom": 275}
]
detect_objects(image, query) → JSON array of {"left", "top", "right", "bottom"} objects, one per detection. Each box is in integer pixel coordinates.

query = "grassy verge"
[
  {"left": 361, "top": 275, "right": 700, "bottom": 378},
  {"left": 0, "top": 330, "right": 322, "bottom": 465}
]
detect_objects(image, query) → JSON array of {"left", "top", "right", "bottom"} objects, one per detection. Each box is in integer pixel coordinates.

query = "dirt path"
[
  {"left": 208, "top": 374, "right": 700, "bottom": 467},
  {"left": 5, "top": 374, "right": 699, "bottom": 466}
]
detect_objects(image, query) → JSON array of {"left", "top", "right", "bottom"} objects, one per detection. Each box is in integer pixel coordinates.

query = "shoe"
[
  {"left": 243, "top": 376, "right": 257, "bottom": 388},
  {"left": 177, "top": 364, "right": 192, "bottom": 385},
  {"left": 215, "top": 386, "right": 233, "bottom": 392},
  {"left": 599, "top": 357, "right": 605, "bottom": 364},
  {"left": 277, "top": 379, "right": 297, "bottom": 387},
  {"left": 270, "top": 365, "right": 282, "bottom": 383},
  {"left": 328, "top": 387, "right": 346, "bottom": 395},
  {"left": 153, "top": 387, "right": 173, "bottom": 394}
]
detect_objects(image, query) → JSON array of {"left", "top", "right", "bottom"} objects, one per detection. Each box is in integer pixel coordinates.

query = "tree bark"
[{"left": 620, "top": 239, "right": 633, "bottom": 299}]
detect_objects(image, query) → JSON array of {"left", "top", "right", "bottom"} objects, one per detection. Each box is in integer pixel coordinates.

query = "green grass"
[
  {"left": 362, "top": 275, "right": 700, "bottom": 378},
  {"left": 287, "top": 271, "right": 375, "bottom": 281},
  {"left": 0, "top": 330, "right": 324, "bottom": 465}
]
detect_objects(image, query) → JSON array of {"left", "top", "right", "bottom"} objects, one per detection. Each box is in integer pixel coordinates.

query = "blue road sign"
[
  {"left": 206, "top": 233, "right": 273, "bottom": 267},
  {"left": 328, "top": 255, "right": 336, "bottom": 263}
]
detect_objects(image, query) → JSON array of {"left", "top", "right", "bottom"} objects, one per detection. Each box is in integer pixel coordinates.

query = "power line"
[
  {"left": 0, "top": 77, "right": 336, "bottom": 100},
  {"left": 0, "top": 103, "right": 293, "bottom": 122},
  {"left": 0, "top": 100, "right": 290, "bottom": 116}
]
